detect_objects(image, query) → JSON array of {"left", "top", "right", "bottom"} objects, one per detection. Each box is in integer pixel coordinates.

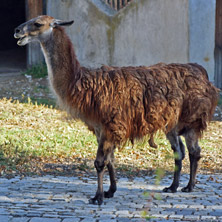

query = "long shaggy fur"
[
  {"left": 41, "top": 26, "right": 218, "bottom": 149},
  {"left": 68, "top": 61, "right": 218, "bottom": 146}
]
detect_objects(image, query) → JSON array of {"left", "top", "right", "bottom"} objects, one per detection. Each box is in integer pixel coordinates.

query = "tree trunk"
[{"left": 26, "top": 0, "right": 44, "bottom": 67}]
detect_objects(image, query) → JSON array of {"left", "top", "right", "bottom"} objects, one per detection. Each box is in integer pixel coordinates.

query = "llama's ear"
[{"left": 50, "top": 19, "right": 74, "bottom": 28}]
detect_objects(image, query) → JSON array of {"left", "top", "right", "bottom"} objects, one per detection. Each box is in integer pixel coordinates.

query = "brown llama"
[{"left": 14, "top": 15, "right": 219, "bottom": 205}]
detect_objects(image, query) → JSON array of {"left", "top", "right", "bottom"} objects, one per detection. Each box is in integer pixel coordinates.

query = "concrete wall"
[
  {"left": 189, "top": 0, "right": 216, "bottom": 82},
  {"left": 47, "top": 0, "right": 189, "bottom": 68}
]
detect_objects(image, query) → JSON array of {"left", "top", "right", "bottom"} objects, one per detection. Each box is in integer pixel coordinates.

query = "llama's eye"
[{"left": 34, "top": 23, "right": 43, "bottom": 28}]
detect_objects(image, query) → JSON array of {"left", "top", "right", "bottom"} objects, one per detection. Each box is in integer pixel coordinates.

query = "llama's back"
[
  {"left": 176, "top": 63, "right": 218, "bottom": 136},
  {"left": 140, "top": 63, "right": 218, "bottom": 136},
  {"left": 70, "top": 63, "right": 218, "bottom": 145},
  {"left": 141, "top": 63, "right": 218, "bottom": 137}
]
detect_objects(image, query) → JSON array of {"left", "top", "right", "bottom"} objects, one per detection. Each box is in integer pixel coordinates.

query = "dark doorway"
[
  {"left": 0, "top": 0, "right": 26, "bottom": 73},
  {"left": 215, "top": 0, "right": 222, "bottom": 89}
]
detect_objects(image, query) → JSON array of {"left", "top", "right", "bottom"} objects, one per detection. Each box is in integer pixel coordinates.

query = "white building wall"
[
  {"left": 189, "top": 0, "right": 216, "bottom": 82},
  {"left": 47, "top": 0, "right": 189, "bottom": 68}
]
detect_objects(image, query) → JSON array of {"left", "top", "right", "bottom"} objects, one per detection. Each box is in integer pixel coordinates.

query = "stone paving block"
[
  {"left": 24, "top": 198, "right": 39, "bottom": 203},
  {"left": 43, "top": 213, "right": 60, "bottom": 218},
  {"left": 72, "top": 200, "right": 86, "bottom": 206},
  {"left": 98, "top": 219, "right": 117, "bottom": 222},
  {"left": 0, "top": 216, "right": 12, "bottom": 222},
  {"left": 116, "top": 218, "right": 132, "bottom": 222},
  {"left": 160, "top": 211, "right": 175, "bottom": 216},
  {"left": 168, "top": 214, "right": 184, "bottom": 220},
  {"left": 98, "top": 209, "right": 115, "bottom": 215},
  {"left": 209, "top": 210, "right": 222, "bottom": 216},
  {"left": 158, "top": 204, "right": 172, "bottom": 208},
  {"left": 178, "top": 209, "right": 195, "bottom": 216},
  {"left": 11, "top": 217, "right": 29, "bottom": 222},
  {"left": 75, "top": 209, "right": 93, "bottom": 216},
  {"left": 149, "top": 214, "right": 168, "bottom": 219},
  {"left": 128, "top": 203, "right": 144, "bottom": 209},
  {"left": 193, "top": 210, "right": 211, "bottom": 216},
  {"left": 115, "top": 206, "right": 132, "bottom": 211},
  {"left": 97, "top": 215, "right": 116, "bottom": 221},
  {"left": 0, "top": 208, "right": 9, "bottom": 215},
  {"left": 10, "top": 210, "right": 27, "bottom": 217},
  {"left": 80, "top": 218, "right": 97, "bottom": 222},
  {"left": 0, "top": 196, "right": 12, "bottom": 202},
  {"left": 183, "top": 215, "right": 200, "bottom": 220},
  {"left": 132, "top": 211, "right": 142, "bottom": 218},
  {"left": 172, "top": 204, "right": 189, "bottom": 208},
  {"left": 62, "top": 218, "right": 81, "bottom": 222},
  {"left": 30, "top": 217, "right": 62, "bottom": 222},
  {"left": 175, "top": 221, "right": 191, "bottom": 222},
  {"left": 27, "top": 212, "right": 43, "bottom": 217},
  {"left": 188, "top": 204, "right": 205, "bottom": 209},
  {"left": 115, "top": 210, "right": 131, "bottom": 217},
  {"left": 149, "top": 208, "right": 161, "bottom": 214},
  {"left": 201, "top": 215, "right": 218, "bottom": 220},
  {"left": 131, "top": 219, "right": 145, "bottom": 222},
  {"left": 152, "top": 220, "right": 175, "bottom": 222},
  {"left": 206, "top": 205, "right": 222, "bottom": 210}
]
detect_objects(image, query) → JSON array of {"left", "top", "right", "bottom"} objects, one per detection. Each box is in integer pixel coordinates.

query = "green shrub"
[{"left": 23, "top": 63, "right": 48, "bottom": 78}]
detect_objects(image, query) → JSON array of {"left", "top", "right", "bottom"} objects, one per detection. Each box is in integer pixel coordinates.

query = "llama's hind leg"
[
  {"left": 89, "top": 138, "right": 114, "bottom": 205},
  {"left": 163, "top": 131, "right": 185, "bottom": 193},
  {"left": 182, "top": 130, "right": 201, "bottom": 192},
  {"left": 104, "top": 150, "right": 117, "bottom": 198}
]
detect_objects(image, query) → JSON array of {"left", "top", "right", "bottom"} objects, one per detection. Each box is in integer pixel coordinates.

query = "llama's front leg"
[
  {"left": 89, "top": 139, "right": 113, "bottom": 205},
  {"left": 104, "top": 151, "right": 117, "bottom": 198},
  {"left": 89, "top": 150, "right": 106, "bottom": 205},
  {"left": 89, "top": 164, "right": 105, "bottom": 205}
]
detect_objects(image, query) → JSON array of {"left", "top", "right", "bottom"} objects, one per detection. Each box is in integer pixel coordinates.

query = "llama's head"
[{"left": 14, "top": 15, "right": 74, "bottom": 46}]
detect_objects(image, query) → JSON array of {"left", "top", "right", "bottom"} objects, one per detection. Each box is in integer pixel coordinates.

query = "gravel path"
[{"left": 0, "top": 173, "right": 221, "bottom": 222}]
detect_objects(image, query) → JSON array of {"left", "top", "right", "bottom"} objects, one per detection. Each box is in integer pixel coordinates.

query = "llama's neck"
[{"left": 40, "top": 27, "right": 80, "bottom": 102}]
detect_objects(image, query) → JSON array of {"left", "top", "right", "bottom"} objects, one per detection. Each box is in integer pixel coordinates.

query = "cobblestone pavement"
[{"left": 0, "top": 173, "right": 221, "bottom": 222}]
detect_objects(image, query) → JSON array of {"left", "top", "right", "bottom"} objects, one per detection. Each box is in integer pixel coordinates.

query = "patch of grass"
[
  {"left": 29, "top": 97, "right": 56, "bottom": 107},
  {"left": 22, "top": 63, "right": 48, "bottom": 78},
  {"left": 0, "top": 98, "right": 97, "bottom": 175},
  {"left": 19, "top": 96, "right": 56, "bottom": 108},
  {"left": 0, "top": 98, "right": 221, "bottom": 176}
]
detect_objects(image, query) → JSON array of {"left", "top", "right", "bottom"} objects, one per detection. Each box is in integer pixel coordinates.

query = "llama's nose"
[{"left": 15, "top": 28, "right": 21, "bottom": 34}]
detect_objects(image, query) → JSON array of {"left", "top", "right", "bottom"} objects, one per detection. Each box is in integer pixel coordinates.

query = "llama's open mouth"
[
  {"left": 17, "top": 36, "right": 27, "bottom": 46},
  {"left": 14, "top": 33, "right": 28, "bottom": 46}
]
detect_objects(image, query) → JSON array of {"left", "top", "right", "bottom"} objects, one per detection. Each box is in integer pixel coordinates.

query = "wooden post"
[
  {"left": 215, "top": 0, "right": 222, "bottom": 88},
  {"left": 123, "top": 0, "right": 127, "bottom": 7},
  {"left": 114, "top": 0, "right": 117, "bottom": 10},
  {"left": 119, "top": 0, "right": 122, "bottom": 10},
  {"left": 26, "top": 0, "right": 44, "bottom": 67}
]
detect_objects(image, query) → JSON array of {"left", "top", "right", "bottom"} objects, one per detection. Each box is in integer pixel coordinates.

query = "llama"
[{"left": 14, "top": 15, "right": 219, "bottom": 205}]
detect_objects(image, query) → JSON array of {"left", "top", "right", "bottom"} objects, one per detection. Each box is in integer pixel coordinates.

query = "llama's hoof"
[
  {"left": 163, "top": 186, "right": 177, "bottom": 193},
  {"left": 181, "top": 186, "right": 193, "bottom": 192},
  {"left": 104, "top": 190, "right": 114, "bottom": 198},
  {"left": 89, "top": 195, "right": 103, "bottom": 205}
]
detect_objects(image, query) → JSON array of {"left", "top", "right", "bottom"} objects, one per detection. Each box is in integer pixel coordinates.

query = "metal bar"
[{"left": 103, "top": 0, "right": 133, "bottom": 10}]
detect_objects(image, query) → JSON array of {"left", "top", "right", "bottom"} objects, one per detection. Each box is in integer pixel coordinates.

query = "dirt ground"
[
  {"left": 0, "top": 72, "right": 222, "bottom": 120},
  {"left": 0, "top": 72, "right": 55, "bottom": 106}
]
